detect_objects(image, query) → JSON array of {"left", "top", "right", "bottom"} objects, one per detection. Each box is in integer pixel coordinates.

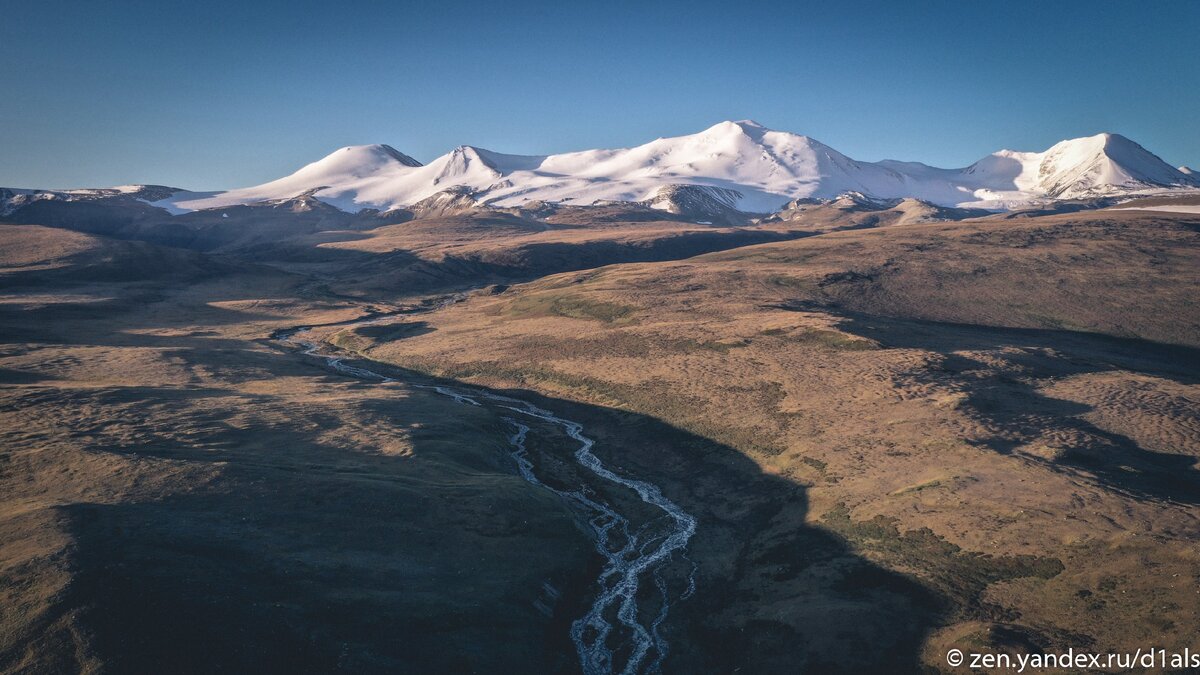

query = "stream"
[{"left": 274, "top": 311, "right": 697, "bottom": 675}]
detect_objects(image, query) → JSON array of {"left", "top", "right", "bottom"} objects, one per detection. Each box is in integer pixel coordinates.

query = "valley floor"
[{"left": 1, "top": 208, "right": 1198, "bottom": 673}]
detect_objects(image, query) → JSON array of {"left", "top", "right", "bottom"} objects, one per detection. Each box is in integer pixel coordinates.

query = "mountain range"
[{"left": 7, "top": 121, "right": 1199, "bottom": 216}]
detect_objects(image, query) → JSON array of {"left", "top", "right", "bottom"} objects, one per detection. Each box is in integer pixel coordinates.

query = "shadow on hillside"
[
  {"left": 5, "top": 203, "right": 811, "bottom": 303},
  {"left": 300, "top": 227, "right": 805, "bottom": 300},
  {"left": 351, "top": 320, "right": 435, "bottom": 342},
  {"left": 442, "top": 380, "right": 948, "bottom": 674},
  {"left": 48, "top": 377, "right": 588, "bottom": 674},
  {"left": 46, "top": 345, "right": 950, "bottom": 674},
  {"left": 833, "top": 312, "right": 1200, "bottom": 505},
  {"left": 0, "top": 287, "right": 292, "bottom": 349}
]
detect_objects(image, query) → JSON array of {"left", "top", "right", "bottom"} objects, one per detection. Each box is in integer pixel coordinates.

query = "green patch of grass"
[
  {"left": 890, "top": 479, "right": 945, "bottom": 496},
  {"left": 821, "top": 503, "right": 1064, "bottom": 618},
  {"left": 800, "top": 456, "right": 827, "bottom": 473}
]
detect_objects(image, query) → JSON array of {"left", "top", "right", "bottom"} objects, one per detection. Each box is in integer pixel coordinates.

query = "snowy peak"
[
  {"left": 696, "top": 119, "right": 770, "bottom": 141},
  {"left": 304, "top": 144, "right": 422, "bottom": 176},
  {"left": 434, "top": 146, "right": 503, "bottom": 185},
  {"left": 147, "top": 123, "right": 1198, "bottom": 215},
  {"left": 372, "top": 144, "right": 423, "bottom": 168},
  {"left": 282, "top": 144, "right": 421, "bottom": 186},
  {"left": 953, "top": 132, "right": 1195, "bottom": 204},
  {"left": 432, "top": 146, "right": 547, "bottom": 186},
  {"left": 1033, "top": 133, "right": 1191, "bottom": 198}
]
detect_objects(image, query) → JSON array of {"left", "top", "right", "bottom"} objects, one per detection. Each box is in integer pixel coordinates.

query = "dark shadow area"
[
  {"left": 3, "top": 202, "right": 813, "bottom": 303},
  {"left": 0, "top": 287, "right": 290, "bottom": 349},
  {"left": 45, "top": 376, "right": 590, "bottom": 674},
  {"left": 0, "top": 366, "right": 59, "bottom": 383},
  {"left": 350, "top": 321, "right": 435, "bottom": 342},
  {"left": 296, "top": 227, "right": 809, "bottom": 300},
  {"left": 0, "top": 292, "right": 171, "bottom": 344},
  {"left": 14, "top": 336, "right": 961, "bottom": 674},
  {"left": 303, "top": 353, "right": 1076, "bottom": 673},
  {"left": 0, "top": 247, "right": 234, "bottom": 289},
  {"left": 4, "top": 197, "right": 390, "bottom": 252},
  {"left": 831, "top": 311, "right": 1200, "bottom": 505}
]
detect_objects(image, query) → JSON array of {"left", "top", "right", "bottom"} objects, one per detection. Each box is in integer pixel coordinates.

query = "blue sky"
[{"left": 2, "top": 0, "right": 1198, "bottom": 189}]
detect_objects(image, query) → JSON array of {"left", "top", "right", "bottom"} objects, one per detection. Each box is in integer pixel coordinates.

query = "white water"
[{"left": 278, "top": 324, "right": 697, "bottom": 675}]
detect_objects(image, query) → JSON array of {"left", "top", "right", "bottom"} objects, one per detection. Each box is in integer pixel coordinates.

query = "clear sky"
[{"left": 2, "top": 0, "right": 1198, "bottom": 190}]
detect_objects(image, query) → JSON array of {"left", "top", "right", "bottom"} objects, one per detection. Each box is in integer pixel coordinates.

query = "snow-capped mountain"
[
  {"left": 0, "top": 184, "right": 180, "bottom": 217},
  {"left": 949, "top": 133, "right": 1200, "bottom": 206},
  {"left": 65, "top": 121, "right": 1200, "bottom": 214}
]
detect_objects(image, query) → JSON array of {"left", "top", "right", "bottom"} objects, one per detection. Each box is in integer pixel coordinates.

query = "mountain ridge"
[{"left": 9, "top": 122, "right": 1199, "bottom": 215}]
